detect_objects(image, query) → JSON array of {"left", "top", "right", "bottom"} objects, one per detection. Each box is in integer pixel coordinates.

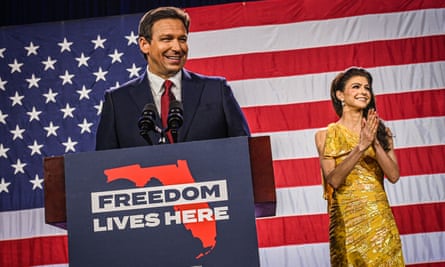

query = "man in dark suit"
[{"left": 95, "top": 6, "right": 250, "bottom": 150}]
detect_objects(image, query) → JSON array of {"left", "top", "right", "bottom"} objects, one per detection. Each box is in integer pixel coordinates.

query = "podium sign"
[{"left": 64, "top": 136, "right": 260, "bottom": 267}]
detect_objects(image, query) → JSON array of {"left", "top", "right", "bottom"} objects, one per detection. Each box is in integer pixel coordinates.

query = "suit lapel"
[
  {"left": 180, "top": 69, "right": 203, "bottom": 141},
  {"left": 128, "top": 71, "right": 154, "bottom": 113},
  {"left": 128, "top": 69, "right": 203, "bottom": 143},
  {"left": 127, "top": 72, "right": 164, "bottom": 144}
]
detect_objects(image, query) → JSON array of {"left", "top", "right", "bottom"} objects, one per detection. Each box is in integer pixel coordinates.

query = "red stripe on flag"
[
  {"left": 273, "top": 145, "right": 445, "bottom": 188},
  {"left": 394, "top": 203, "right": 445, "bottom": 235},
  {"left": 244, "top": 101, "right": 338, "bottom": 133},
  {"left": 186, "top": 36, "right": 445, "bottom": 81},
  {"left": 256, "top": 214, "right": 330, "bottom": 247},
  {"left": 273, "top": 158, "right": 322, "bottom": 188},
  {"left": 406, "top": 262, "right": 445, "bottom": 267},
  {"left": 256, "top": 203, "right": 445, "bottom": 247},
  {"left": 377, "top": 89, "right": 445, "bottom": 121},
  {"left": 244, "top": 89, "right": 445, "bottom": 133},
  {"left": 397, "top": 145, "right": 445, "bottom": 177},
  {"left": 0, "top": 235, "right": 68, "bottom": 267},
  {"left": 187, "top": 0, "right": 445, "bottom": 32}
]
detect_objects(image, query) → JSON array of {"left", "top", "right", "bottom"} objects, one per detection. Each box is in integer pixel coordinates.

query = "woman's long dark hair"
[{"left": 330, "top": 67, "right": 391, "bottom": 151}]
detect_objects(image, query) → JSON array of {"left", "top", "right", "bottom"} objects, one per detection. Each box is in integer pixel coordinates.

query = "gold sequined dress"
[{"left": 323, "top": 123, "right": 404, "bottom": 266}]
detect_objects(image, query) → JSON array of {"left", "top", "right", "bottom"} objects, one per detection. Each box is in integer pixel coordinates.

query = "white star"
[
  {"left": 109, "top": 49, "right": 124, "bottom": 63},
  {"left": 30, "top": 174, "right": 44, "bottom": 190},
  {"left": 9, "top": 59, "right": 24, "bottom": 73},
  {"left": 0, "top": 144, "right": 10, "bottom": 158},
  {"left": 93, "top": 67, "right": 108, "bottom": 82},
  {"left": 92, "top": 35, "right": 106, "bottom": 49},
  {"left": 95, "top": 100, "right": 103, "bottom": 115},
  {"left": 26, "top": 73, "right": 41, "bottom": 88},
  {"left": 0, "top": 48, "right": 5, "bottom": 58},
  {"left": 127, "top": 63, "right": 141, "bottom": 78},
  {"left": 28, "top": 140, "right": 43, "bottom": 156},
  {"left": 77, "top": 85, "right": 92, "bottom": 100},
  {"left": 59, "top": 70, "right": 75, "bottom": 85},
  {"left": 125, "top": 31, "right": 138, "bottom": 45},
  {"left": 10, "top": 91, "right": 24, "bottom": 106},
  {"left": 44, "top": 121, "right": 59, "bottom": 137},
  {"left": 25, "top": 42, "right": 39, "bottom": 56},
  {"left": 10, "top": 124, "right": 25, "bottom": 140},
  {"left": 12, "top": 158, "right": 27, "bottom": 174},
  {"left": 75, "top": 53, "right": 90, "bottom": 67},
  {"left": 58, "top": 37, "right": 73, "bottom": 52},
  {"left": 78, "top": 118, "right": 93, "bottom": 134},
  {"left": 62, "top": 137, "right": 78, "bottom": 153},
  {"left": 0, "top": 110, "right": 7, "bottom": 124},
  {"left": 0, "top": 77, "right": 7, "bottom": 91},
  {"left": 0, "top": 178, "right": 11, "bottom": 193},
  {"left": 60, "top": 103, "right": 76, "bottom": 118},
  {"left": 27, "top": 106, "right": 42, "bottom": 122},
  {"left": 43, "top": 88, "right": 58, "bottom": 103},
  {"left": 42, "top": 56, "right": 57, "bottom": 70}
]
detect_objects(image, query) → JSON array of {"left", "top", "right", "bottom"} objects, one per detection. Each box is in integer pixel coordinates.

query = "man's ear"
[{"left": 138, "top": 37, "right": 150, "bottom": 54}]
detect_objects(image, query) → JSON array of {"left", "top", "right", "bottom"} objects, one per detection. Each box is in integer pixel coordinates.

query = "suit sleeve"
[
  {"left": 95, "top": 91, "right": 119, "bottom": 150},
  {"left": 221, "top": 79, "right": 251, "bottom": 137}
]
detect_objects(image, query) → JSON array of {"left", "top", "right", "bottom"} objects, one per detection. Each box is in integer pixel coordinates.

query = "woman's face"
[{"left": 337, "top": 75, "right": 371, "bottom": 110}]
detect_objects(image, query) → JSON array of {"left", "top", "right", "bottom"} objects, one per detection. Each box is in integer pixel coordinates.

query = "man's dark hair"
[{"left": 138, "top": 6, "right": 190, "bottom": 41}]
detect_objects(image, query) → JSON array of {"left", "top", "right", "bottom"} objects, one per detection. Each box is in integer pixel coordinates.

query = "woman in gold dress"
[{"left": 314, "top": 67, "right": 405, "bottom": 266}]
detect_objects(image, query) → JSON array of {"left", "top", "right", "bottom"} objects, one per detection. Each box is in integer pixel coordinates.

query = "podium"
[{"left": 44, "top": 136, "right": 276, "bottom": 267}]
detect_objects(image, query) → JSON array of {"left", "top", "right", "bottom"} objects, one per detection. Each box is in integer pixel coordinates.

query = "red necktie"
[{"left": 161, "top": 80, "right": 174, "bottom": 143}]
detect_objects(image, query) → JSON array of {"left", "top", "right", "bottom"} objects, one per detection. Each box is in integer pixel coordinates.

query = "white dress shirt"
[{"left": 147, "top": 68, "right": 182, "bottom": 116}]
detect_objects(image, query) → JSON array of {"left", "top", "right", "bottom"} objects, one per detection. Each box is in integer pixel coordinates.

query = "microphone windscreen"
[
  {"left": 169, "top": 100, "right": 183, "bottom": 111},
  {"left": 142, "top": 103, "right": 158, "bottom": 118}
]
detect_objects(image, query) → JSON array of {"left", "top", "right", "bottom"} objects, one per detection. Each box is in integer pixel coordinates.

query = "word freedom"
[
  {"left": 90, "top": 180, "right": 229, "bottom": 232},
  {"left": 91, "top": 180, "right": 228, "bottom": 213}
]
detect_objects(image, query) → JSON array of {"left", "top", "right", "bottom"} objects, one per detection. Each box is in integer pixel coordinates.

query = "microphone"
[
  {"left": 138, "top": 103, "right": 161, "bottom": 145},
  {"left": 167, "top": 100, "right": 183, "bottom": 143}
]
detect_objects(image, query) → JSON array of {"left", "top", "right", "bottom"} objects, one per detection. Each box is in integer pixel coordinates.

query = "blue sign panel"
[{"left": 65, "top": 136, "right": 260, "bottom": 267}]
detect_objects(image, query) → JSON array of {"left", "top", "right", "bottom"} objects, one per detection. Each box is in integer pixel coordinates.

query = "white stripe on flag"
[
  {"left": 275, "top": 173, "right": 445, "bottom": 216},
  {"left": 0, "top": 208, "right": 66, "bottom": 240},
  {"left": 258, "top": 232, "right": 445, "bottom": 266},
  {"left": 188, "top": 9, "right": 445, "bottom": 58},
  {"left": 231, "top": 62, "right": 445, "bottom": 107},
  {"left": 401, "top": 231, "right": 445, "bottom": 265},
  {"left": 256, "top": 116, "right": 445, "bottom": 160},
  {"left": 386, "top": 174, "right": 445, "bottom": 207}
]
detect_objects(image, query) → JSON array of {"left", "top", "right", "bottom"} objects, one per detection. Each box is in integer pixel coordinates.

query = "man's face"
[{"left": 139, "top": 18, "right": 188, "bottom": 79}]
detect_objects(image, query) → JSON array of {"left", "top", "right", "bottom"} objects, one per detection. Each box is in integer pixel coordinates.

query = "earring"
[{"left": 341, "top": 100, "right": 345, "bottom": 106}]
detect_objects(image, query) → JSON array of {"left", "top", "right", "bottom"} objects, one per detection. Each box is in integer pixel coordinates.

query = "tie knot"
[
  {"left": 163, "top": 80, "right": 175, "bottom": 102},
  {"left": 163, "top": 80, "right": 173, "bottom": 94}
]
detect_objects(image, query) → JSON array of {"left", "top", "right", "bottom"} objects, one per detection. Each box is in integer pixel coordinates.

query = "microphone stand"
[{"left": 158, "top": 128, "right": 167, "bottom": 145}]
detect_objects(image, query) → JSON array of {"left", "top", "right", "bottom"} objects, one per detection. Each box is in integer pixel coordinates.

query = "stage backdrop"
[{"left": 1, "top": 0, "right": 444, "bottom": 266}]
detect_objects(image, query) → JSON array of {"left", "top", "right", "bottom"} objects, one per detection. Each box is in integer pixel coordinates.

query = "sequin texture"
[{"left": 323, "top": 123, "right": 404, "bottom": 266}]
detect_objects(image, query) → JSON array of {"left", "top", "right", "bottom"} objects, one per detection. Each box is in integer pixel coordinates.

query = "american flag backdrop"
[{"left": 1, "top": 0, "right": 444, "bottom": 266}]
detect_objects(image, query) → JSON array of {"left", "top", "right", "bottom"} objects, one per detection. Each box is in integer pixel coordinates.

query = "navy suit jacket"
[{"left": 95, "top": 69, "right": 250, "bottom": 150}]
